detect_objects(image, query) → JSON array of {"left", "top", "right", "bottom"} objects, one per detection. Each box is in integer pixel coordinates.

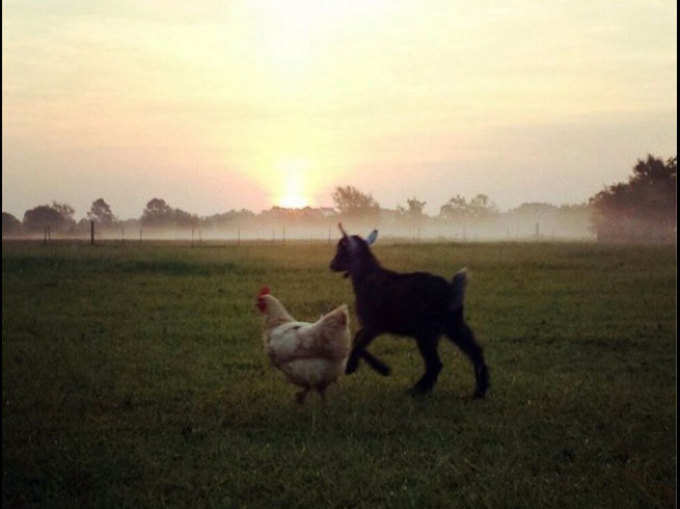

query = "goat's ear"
[{"left": 366, "top": 229, "right": 378, "bottom": 245}]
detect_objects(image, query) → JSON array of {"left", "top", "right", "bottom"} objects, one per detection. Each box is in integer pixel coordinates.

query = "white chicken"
[{"left": 256, "top": 287, "right": 352, "bottom": 404}]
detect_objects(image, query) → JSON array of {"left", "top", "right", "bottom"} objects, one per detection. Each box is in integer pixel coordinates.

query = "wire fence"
[{"left": 2, "top": 221, "right": 597, "bottom": 245}]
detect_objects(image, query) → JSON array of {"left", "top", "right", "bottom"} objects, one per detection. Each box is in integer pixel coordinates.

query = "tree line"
[
  {"left": 589, "top": 154, "right": 676, "bottom": 242},
  {"left": 1, "top": 191, "right": 587, "bottom": 238},
  {"left": 2, "top": 154, "right": 675, "bottom": 242}
]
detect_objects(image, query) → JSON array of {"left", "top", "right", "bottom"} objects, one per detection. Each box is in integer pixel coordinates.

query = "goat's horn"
[{"left": 338, "top": 222, "right": 348, "bottom": 237}]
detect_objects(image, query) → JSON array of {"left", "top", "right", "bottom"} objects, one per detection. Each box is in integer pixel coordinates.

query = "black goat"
[{"left": 330, "top": 224, "right": 489, "bottom": 397}]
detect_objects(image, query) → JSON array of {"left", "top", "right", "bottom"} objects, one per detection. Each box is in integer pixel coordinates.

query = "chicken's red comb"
[{"left": 258, "top": 286, "right": 271, "bottom": 297}]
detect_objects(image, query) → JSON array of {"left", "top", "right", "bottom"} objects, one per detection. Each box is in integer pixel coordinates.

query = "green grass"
[{"left": 2, "top": 240, "right": 676, "bottom": 508}]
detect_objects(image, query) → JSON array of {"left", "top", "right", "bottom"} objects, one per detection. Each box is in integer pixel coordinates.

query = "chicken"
[{"left": 256, "top": 287, "right": 352, "bottom": 404}]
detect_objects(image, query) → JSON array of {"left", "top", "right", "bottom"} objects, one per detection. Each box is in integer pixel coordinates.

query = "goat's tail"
[{"left": 450, "top": 268, "right": 468, "bottom": 311}]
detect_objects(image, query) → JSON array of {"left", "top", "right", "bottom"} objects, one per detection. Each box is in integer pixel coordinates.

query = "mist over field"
[
  {"left": 117, "top": 211, "right": 591, "bottom": 242},
  {"left": 2, "top": 208, "right": 594, "bottom": 242}
]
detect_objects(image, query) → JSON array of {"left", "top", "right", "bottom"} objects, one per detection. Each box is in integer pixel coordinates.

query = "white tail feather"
[{"left": 450, "top": 268, "right": 468, "bottom": 310}]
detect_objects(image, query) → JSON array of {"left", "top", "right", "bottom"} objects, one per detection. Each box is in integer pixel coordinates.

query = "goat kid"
[{"left": 330, "top": 224, "right": 489, "bottom": 398}]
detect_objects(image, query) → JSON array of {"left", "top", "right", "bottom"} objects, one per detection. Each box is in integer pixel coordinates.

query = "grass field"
[{"left": 2, "top": 240, "right": 676, "bottom": 508}]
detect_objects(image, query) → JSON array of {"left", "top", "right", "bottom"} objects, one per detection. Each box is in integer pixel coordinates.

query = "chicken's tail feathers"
[{"left": 321, "top": 303, "right": 350, "bottom": 327}]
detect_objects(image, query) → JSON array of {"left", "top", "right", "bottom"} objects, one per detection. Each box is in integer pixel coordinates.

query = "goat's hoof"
[
  {"left": 373, "top": 364, "right": 391, "bottom": 376},
  {"left": 476, "top": 366, "right": 490, "bottom": 393},
  {"left": 379, "top": 366, "right": 391, "bottom": 377}
]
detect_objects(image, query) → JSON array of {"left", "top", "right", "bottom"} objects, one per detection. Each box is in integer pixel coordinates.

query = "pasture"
[{"left": 2, "top": 240, "right": 676, "bottom": 508}]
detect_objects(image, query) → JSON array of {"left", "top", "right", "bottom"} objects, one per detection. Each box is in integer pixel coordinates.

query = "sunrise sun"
[{"left": 274, "top": 158, "right": 312, "bottom": 209}]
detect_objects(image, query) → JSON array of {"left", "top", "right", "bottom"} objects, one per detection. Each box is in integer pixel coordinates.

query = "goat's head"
[{"left": 329, "top": 223, "right": 378, "bottom": 277}]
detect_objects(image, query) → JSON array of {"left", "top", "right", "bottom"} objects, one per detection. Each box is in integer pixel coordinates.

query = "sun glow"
[
  {"left": 274, "top": 158, "right": 313, "bottom": 209},
  {"left": 278, "top": 194, "right": 308, "bottom": 209}
]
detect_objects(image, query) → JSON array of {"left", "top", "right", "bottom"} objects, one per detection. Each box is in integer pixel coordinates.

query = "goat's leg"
[
  {"left": 445, "top": 316, "right": 489, "bottom": 398},
  {"left": 410, "top": 334, "right": 443, "bottom": 395},
  {"left": 316, "top": 384, "right": 328, "bottom": 405},
  {"left": 359, "top": 350, "right": 391, "bottom": 376},
  {"left": 345, "top": 328, "right": 382, "bottom": 375}
]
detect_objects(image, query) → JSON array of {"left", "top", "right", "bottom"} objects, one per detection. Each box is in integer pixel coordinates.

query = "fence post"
[
  {"left": 90, "top": 221, "right": 95, "bottom": 245},
  {"left": 139, "top": 228, "right": 143, "bottom": 243}
]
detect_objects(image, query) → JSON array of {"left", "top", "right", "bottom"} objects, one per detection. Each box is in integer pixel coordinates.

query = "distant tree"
[
  {"left": 173, "top": 207, "right": 199, "bottom": 228},
  {"left": 589, "top": 154, "right": 676, "bottom": 242},
  {"left": 331, "top": 186, "right": 379, "bottom": 216},
  {"left": 439, "top": 194, "right": 497, "bottom": 220},
  {"left": 23, "top": 206, "right": 62, "bottom": 232},
  {"left": 238, "top": 208, "right": 256, "bottom": 218},
  {"left": 406, "top": 197, "right": 426, "bottom": 217},
  {"left": 202, "top": 209, "right": 255, "bottom": 228},
  {"left": 141, "top": 198, "right": 174, "bottom": 227},
  {"left": 87, "top": 198, "right": 116, "bottom": 225},
  {"left": 298, "top": 206, "right": 327, "bottom": 222},
  {"left": 468, "top": 194, "right": 498, "bottom": 218},
  {"left": 439, "top": 194, "right": 469, "bottom": 220},
  {"left": 2, "top": 212, "right": 22, "bottom": 235},
  {"left": 259, "top": 206, "right": 318, "bottom": 224},
  {"left": 51, "top": 202, "right": 75, "bottom": 222},
  {"left": 23, "top": 202, "right": 76, "bottom": 233},
  {"left": 396, "top": 197, "right": 427, "bottom": 233},
  {"left": 76, "top": 217, "right": 92, "bottom": 233},
  {"left": 509, "top": 202, "right": 558, "bottom": 216},
  {"left": 141, "top": 198, "right": 198, "bottom": 228}
]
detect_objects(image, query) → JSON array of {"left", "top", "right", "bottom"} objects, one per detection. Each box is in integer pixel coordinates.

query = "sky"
[{"left": 2, "top": 0, "right": 677, "bottom": 219}]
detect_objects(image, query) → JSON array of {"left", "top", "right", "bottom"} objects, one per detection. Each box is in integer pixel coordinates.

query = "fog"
[{"left": 4, "top": 208, "right": 594, "bottom": 243}]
